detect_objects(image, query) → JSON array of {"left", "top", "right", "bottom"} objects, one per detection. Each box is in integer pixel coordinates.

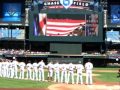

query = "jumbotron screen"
[
  {"left": 29, "top": 10, "right": 103, "bottom": 42},
  {"left": 29, "top": 0, "right": 103, "bottom": 42},
  {"left": 34, "top": 13, "right": 98, "bottom": 36}
]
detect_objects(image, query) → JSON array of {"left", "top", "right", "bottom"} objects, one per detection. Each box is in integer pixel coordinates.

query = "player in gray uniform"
[
  {"left": 38, "top": 60, "right": 45, "bottom": 81},
  {"left": 32, "top": 61, "right": 38, "bottom": 80},
  {"left": 60, "top": 63, "right": 68, "bottom": 83},
  {"left": 67, "top": 63, "right": 75, "bottom": 84},
  {"left": 85, "top": 60, "right": 93, "bottom": 85},
  {"left": 26, "top": 61, "right": 33, "bottom": 80},
  {"left": 53, "top": 61, "right": 60, "bottom": 82},
  {"left": 75, "top": 62, "right": 84, "bottom": 84}
]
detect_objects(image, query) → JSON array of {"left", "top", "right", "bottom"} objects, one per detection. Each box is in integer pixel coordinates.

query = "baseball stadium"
[{"left": 0, "top": 0, "right": 120, "bottom": 90}]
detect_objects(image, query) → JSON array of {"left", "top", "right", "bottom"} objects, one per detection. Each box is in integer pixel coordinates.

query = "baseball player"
[
  {"left": 85, "top": 60, "right": 93, "bottom": 85},
  {"left": 67, "top": 63, "right": 75, "bottom": 84},
  {"left": 53, "top": 61, "right": 60, "bottom": 82},
  {"left": 8, "top": 60, "right": 14, "bottom": 78},
  {"left": 19, "top": 61, "right": 25, "bottom": 79},
  {"left": 47, "top": 61, "right": 54, "bottom": 81},
  {"left": 12, "top": 59, "right": 18, "bottom": 78},
  {"left": 38, "top": 60, "right": 45, "bottom": 81},
  {"left": 5, "top": 59, "right": 9, "bottom": 78},
  {"left": 2, "top": 60, "right": 6, "bottom": 77},
  {"left": 76, "top": 62, "right": 84, "bottom": 84},
  {"left": 32, "top": 61, "right": 38, "bottom": 80},
  {"left": 1, "top": 59, "right": 4, "bottom": 77},
  {"left": 0, "top": 59, "right": 2, "bottom": 77},
  {"left": 60, "top": 63, "right": 68, "bottom": 83},
  {"left": 26, "top": 61, "right": 33, "bottom": 80}
]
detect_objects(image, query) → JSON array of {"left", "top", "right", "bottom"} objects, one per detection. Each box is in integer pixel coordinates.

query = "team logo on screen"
[{"left": 60, "top": 0, "right": 73, "bottom": 9}]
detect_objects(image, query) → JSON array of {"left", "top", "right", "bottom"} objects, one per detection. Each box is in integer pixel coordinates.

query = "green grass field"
[
  {"left": 94, "top": 72, "right": 120, "bottom": 82},
  {"left": 0, "top": 77, "right": 52, "bottom": 88},
  {"left": 0, "top": 68, "right": 119, "bottom": 88}
]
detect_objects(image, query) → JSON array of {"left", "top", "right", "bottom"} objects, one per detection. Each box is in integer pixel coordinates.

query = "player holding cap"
[
  {"left": 47, "top": 61, "right": 54, "bottom": 81},
  {"left": 85, "top": 59, "right": 93, "bottom": 85},
  {"left": 5, "top": 59, "right": 9, "bottom": 78},
  {"left": 8, "top": 60, "right": 13, "bottom": 78},
  {"left": 53, "top": 61, "right": 60, "bottom": 82},
  {"left": 76, "top": 61, "right": 84, "bottom": 84},
  {"left": 38, "top": 60, "right": 45, "bottom": 81},
  {"left": 60, "top": 63, "right": 68, "bottom": 83},
  {"left": 26, "top": 61, "right": 33, "bottom": 80},
  {"left": 0, "top": 59, "right": 2, "bottom": 77},
  {"left": 32, "top": 61, "right": 38, "bottom": 81},
  {"left": 67, "top": 63, "right": 75, "bottom": 84},
  {"left": 12, "top": 58, "right": 18, "bottom": 78},
  {"left": 19, "top": 61, "right": 25, "bottom": 79}
]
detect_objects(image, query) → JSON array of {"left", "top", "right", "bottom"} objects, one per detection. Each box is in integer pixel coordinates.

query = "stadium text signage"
[{"left": 44, "top": 0, "right": 90, "bottom": 9}]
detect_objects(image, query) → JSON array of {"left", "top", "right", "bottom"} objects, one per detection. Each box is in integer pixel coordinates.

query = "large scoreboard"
[{"left": 29, "top": 0, "right": 103, "bottom": 42}]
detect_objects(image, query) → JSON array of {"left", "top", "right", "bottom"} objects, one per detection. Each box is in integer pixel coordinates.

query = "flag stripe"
[
  {"left": 46, "top": 19, "right": 86, "bottom": 36},
  {"left": 39, "top": 14, "right": 86, "bottom": 36}
]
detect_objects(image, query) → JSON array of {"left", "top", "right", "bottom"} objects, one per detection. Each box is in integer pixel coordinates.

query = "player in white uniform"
[
  {"left": 1, "top": 59, "right": 4, "bottom": 77},
  {"left": 19, "top": 62, "right": 25, "bottom": 79},
  {"left": 76, "top": 62, "right": 84, "bottom": 84},
  {"left": 2, "top": 60, "right": 6, "bottom": 77},
  {"left": 47, "top": 61, "right": 54, "bottom": 81},
  {"left": 26, "top": 61, "right": 33, "bottom": 80},
  {"left": 53, "top": 62, "right": 60, "bottom": 82},
  {"left": 60, "top": 63, "right": 68, "bottom": 83},
  {"left": 8, "top": 60, "right": 14, "bottom": 78},
  {"left": 5, "top": 59, "right": 9, "bottom": 78},
  {"left": 0, "top": 59, "right": 2, "bottom": 77},
  {"left": 12, "top": 59, "right": 18, "bottom": 78},
  {"left": 32, "top": 61, "right": 38, "bottom": 80},
  {"left": 67, "top": 63, "right": 75, "bottom": 84},
  {"left": 85, "top": 60, "right": 93, "bottom": 85},
  {"left": 38, "top": 60, "right": 45, "bottom": 81}
]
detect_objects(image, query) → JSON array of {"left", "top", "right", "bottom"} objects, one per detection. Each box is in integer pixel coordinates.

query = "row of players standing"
[{"left": 0, "top": 59, "right": 93, "bottom": 85}]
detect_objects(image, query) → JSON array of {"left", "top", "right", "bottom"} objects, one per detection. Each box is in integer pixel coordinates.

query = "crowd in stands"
[
  {"left": 0, "top": 49, "right": 50, "bottom": 56},
  {"left": 0, "top": 49, "right": 108, "bottom": 56}
]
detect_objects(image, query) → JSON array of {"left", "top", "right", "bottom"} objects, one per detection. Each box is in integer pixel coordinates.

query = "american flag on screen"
[{"left": 39, "top": 13, "right": 86, "bottom": 36}]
